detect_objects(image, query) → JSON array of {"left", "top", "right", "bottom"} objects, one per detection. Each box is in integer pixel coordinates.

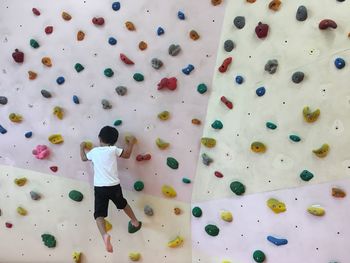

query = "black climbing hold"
[
  {"left": 233, "top": 16, "right": 245, "bottom": 29},
  {"left": 151, "top": 58, "right": 163, "bottom": 69},
  {"left": 41, "top": 90, "right": 52, "bottom": 98},
  {"left": 115, "top": 86, "right": 127, "bottom": 96},
  {"left": 296, "top": 6, "right": 307, "bottom": 21},
  {"left": 292, "top": 71, "right": 304, "bottom": 83},
  {"left": 224, "top": 40, "right": 235, "bottom": 52},
  {"left": 0, "top": 96, "right": 8, "bottom": 105},
  {"left": 264, "top": 59, "right": 278, "bottom": 74}
]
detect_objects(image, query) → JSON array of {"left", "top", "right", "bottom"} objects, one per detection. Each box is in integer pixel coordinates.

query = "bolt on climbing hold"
[
  {"left": 69, "top": 190, "right": 83, "bottom": 202},
  {"left": 30, "top": 39, "right": 40, "bottom": 49},
  {"left": 113, "top": 119, "right": 122, "bottom": 126},
  {"left": 62, "top": 11, "right": 72, "bottom": 21},
  {"left": 120, "top": 53, "right": 134, "bottom": 65},
  {"left": 158, "top": 77, "right": 177, "bottom": 90},
  {"left": 211, "top": 0, "right": 222, "bottom": 6},
  {"left": 211, "top": 120, "right": 223, "bottom": 129},
  {"left": 189, "top": 30, "right": 200, "bottom": 40},
  {"left": 133, "top": 73, "right": 144, "bottom": 82},
  {"left": 0, "top": 96, "right": 8, "bottom": 105},
  {"left": 92, "top": 17, "right": 105, "bottom": 26},
  {"left": 221, "top": 211, "right": 233, "bottom": 222},
  {"left": 253, "top": 250, "right": 266, "bottom": 262},
  {"left": 168, "top": 44, "right": 181, "bottom": 56},
  {"left": 151, "top": 58, "right": 163, "bottom": 69},
  {"left": 0, "top": 125, "right": 7, "bottom": 134},
  {"left": 101, "top": 99, "right": 112, "bottom": 109},
  {"left": 182, "top": 64, "right": 195, "bottom": 75},
  {"left": 28, "top": 71, "right": 37, "bottom": 80},
  {"left": 214, "top": 171, "right": 224, "bottom": 178},
  {"left": 9, "top": 113, "right": 22, "bottom": 123},
  {"left": 205, "top": 224, "right": 220, "bottom": 236},
  {"left": 265, "top": 59, "right": 278, "bottom": 74},
  {"left": 201, "top": 137, "right": 216, "bottom": 148},
  {"left": 289, "top": 134, "right": 301, "bottom": 142},
  {"left": 41, "top": 234, "right": 56, "bottom": 248},
  {"left": 218, "top": 57, "right": 232, "bottom": 73},
  {"left": 162, "top": 185, "right": 177, "bottom": 198},
  {"left": 136, "top": 154, "right": 151, "bottom": 161},
  {"left": 32, "top": 8, "right": 40, "bottom": 16},
  {"left": 12, "top": 49, "right": 24, "bottom": 63},
  {"left": 300, "top": 170, "right": 314, "bottom": 181},
  {"left": 235, "top": 75, "right": 244, "bottom": 84},
  {"left": 192, "top": 207, "right": 202, "bottom": 217},
  {"left": 112, "top": 2, "right": 121, "bottom": 11},
  {"left": 192, "top": 118, "right": 201, "bottom": 125},
  {"left": 313, "top": 143, "right": 330, "bottom": 158},
  {"left": 125, "top": 21, "right": 136, "bottom": 31},
  {"left": 156, "top": 138, "right": 170, "bottom": 149},
  {"left": 268, "top": 0, "right": 282, "bottom": 11},
  {"left": 266, "top": 122, "right": 277, "bottom": 129},
  {"left": 53, "top": 106, "right": 64, "bottom": 119},
  {"left": 233, "top": 16, "right": 245, "bottom": 29},
  {"left": 74, "top": 63, "right": 84, "bottom": 73},
  {"left": 72, "top": 252, "right": 81, "bottom": 263},
  {"left": 230, "top": 181, "right": 246, "bottom": 195},
  {"left": 168, "top": 236, "right": 184, "bottom": 248},
  {"left": 72, "top": 95, "right": 79, "bottom": 104},
  {"left": 267, "top": 198, "right": 286, "bottom": 213},
  {"left": 255, "top": 22, "right": 269, "bottom": 39},
  {"left": 41, "top": 57, "right": 52, "bottom": 67},
  {"left": 139, "top": 41, "right": 147, "bottom": 50},
  {"left": 134, "top": 181, "right": 144, "bottom": 191},
  {"left": 144, "top": 205, "right": 154, "bottom": 216},
  {"left": 25, "top": 131, "right": 33, "bottom": 138},
  {"left": 221, "top": 96, "right": 233, "bottom": 109},
  {"left": 32, "top": 145, "right": 50, "bottom": 159},
  {"left": 332, "top": 188, "right": 346, "bottom": 198},
  {"left": 167, "top": 157, "right": 179, "bottom": 169},
  {"left": 256, "top": 87, "right": 266, "bottom": 97},
  {"left": 197, "top": 83, "right": 207, "bottom": 94},
  {"left": 77, "top": 30, "right": 85, "bottom": 41},
  {"left": 115, "top": 86, "right": 127, "bottom": 96},
  {"left": 307, "top": 205, "right": 325, "bottom": 216},
  {"left": 334, "top": 58, "right": 345, "bottom": 69},
  {"left": 56, "top": 76, "right": 65, "bottom": 85},
  {"left": 104, "top": 68, "right": 114, "bottom": 77},
  {"left": 303, "top": 106, "right": 320, "bottom": 123},
  {"left": 292, "top": 71, "right": 304, "bottom": 83},
  {"left": 224, "top": 40, "right": 235, "bottom": 52},
  {"left": 177, "top": 11, "right": 185, "bottom": 20},
  {"left": 174, "top": 207, "right": 182, "bottom": 215},
  {"left": 251, "top": 142, "right": 266, "bottom": 153},
  {"left": 108, "top": 37, "right": 117, "bottom": 45},
  {"left": 296, "top": 6, "right": 307, "bottom": 21},
  {"left": 319, "top": 19, "right": 337, "bottom": 30},
  {"left": 30, "top": 191, "right": 41, "bottom": 200},
  {"left": 157, "top": 27, "right": 164, "bottom": 35},
  {"left": 48, "top": 134, "right": 64, "bottom": 144},
  {"left": 267, "top": 236, "right": 288, "bottom": 246},
  {"left": 182, "top": 177, "right": 191, "bottom": 184},
  {"left": 158, "top": 111, "right": 170, "bottom": 120},
  {"left": 17, "top": 207, "right": 27, "bottom": 216},
  {"left": 202, "top": 153, "right": 213, "bottom": 166},
  {"left": 129, "top": 252, "right": 141, "bottom": 261},
  {"left": 45, "top": 26, "right": 53, "bottom": 34},
  {"left": 14, "top": 177, "right": 27, "bottom": 186}
]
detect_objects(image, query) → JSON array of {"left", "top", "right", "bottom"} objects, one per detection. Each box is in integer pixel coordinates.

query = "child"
[{"left": 80, "top": 126, "right": 142, "bottom": 253}]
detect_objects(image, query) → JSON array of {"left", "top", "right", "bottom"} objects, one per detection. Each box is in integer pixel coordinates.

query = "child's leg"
[
  {"left": 123, "top": 204, "right": 140, "bottom": 227},
  {"left": 96, "top": 217, "right": 113, "bottom": 253}
]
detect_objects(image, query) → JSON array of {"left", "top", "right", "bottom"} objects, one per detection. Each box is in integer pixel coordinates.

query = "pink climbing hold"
[
  {"left": 32, "top": 145, "right": 50, "bottom": 160},
  {"left": 12, "top": 49, "right": 24, "bottom": 63},
  {"left": 50, "top": 166, "right": 58, "bottom": 172},
  {"left": 319, "top": 19, "right": 337, "bottom": 30},
  {"left": 157, "top": 77, "right": 177, "bottom": 91},
  {"left": 92, "top": 17, "right": 105, "bottom": 26},
  {"left": 136, "top": 154, "right": 152, "bottom": 161},
  {"left": 45, "top": 26, "right": 53, "bottom": 34},
  {"left": 214, "top": 171, "right": 224, "bottom": 178},
  {"left": 255, "top": 22, "right": 269, "bottom": 38},
  {"left": 218, "top": 57, "right": 232, "bottom": 73},
  {"left": 32, "top": 8, "right": 40, "bottom": 16},
  {"left": 120, "top": 53, "right": 134, "bottom": 65},
  {"left": 220, "top": 96, "right": 233, "bottom": 109}
]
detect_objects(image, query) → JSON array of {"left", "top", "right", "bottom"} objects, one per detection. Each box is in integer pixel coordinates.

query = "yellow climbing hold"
[
  {"left": 307, "top": 205, "right": 325, "bottom": 216},
  {"left": 41, "top": 57, "right": 52, "bottom": 67},
  {"left": 17, "top": 207, "right": 27, "bottom": 216},
  {"left": 84, "top": 141, "right": 93, "bottom": 150},
  {"left": 72, "top": 252, "right": 81, "bottom": 263},
  {"left": 125, "top": 134, "right": 137, "bottom": 144},
  {"left": 162, "top": 185, "right": 177, "bottom": 198},
  {"left": 251, "top": 141, "right": 266, "bottom": 153},
  {"left": 267, "top": 198, "right": 286, "bottom": 213},
  {"left": 201, "top": 137, "right": 216, "bottom": 148},
  {"left": 105, "top": 219, "right": 112, "bottom": 232},
  {"left": 312, "top": 143, "right": 330, "bottom": 158},
  {"left": 48, "top": 134, "right": 64, "bottom": 144},
  {"left": 53, "top": 106, "right": 64, "bottom": 120},
  {"left": 158, "top": 111, "right": 170, "bottom": 121},
  {"left": 129, "top": 252, "right": 141, "bottom": 261},
  {"left": 9, "top": 113, "right": 22, "bottom": 123},
  {"left": 156, "top": 138, "right": 170, "bottom": 150},
  {"left": 303, "top": 106, "right": 320, "bottom": 123},
  {"left": 14, "top": 177, "right": 27, "bottom": 186},
  {"left": 222, "top": 261, "right": 231, "bottom": 263},
  {"left": 220, "top": 211, "right": 233, "bottom": 222},
  {"left": 168, "top": 236, "right": 184, "bottom": 248}
]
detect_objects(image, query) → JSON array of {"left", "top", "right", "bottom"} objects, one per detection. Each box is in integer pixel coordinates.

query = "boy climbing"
[{"left": 80, "top": 126, "right": 142, "bottom": 253}]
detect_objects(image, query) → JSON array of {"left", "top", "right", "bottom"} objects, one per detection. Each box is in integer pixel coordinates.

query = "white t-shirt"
[{"left": 86, "top": 146, "right": 123, "bottom": 187}]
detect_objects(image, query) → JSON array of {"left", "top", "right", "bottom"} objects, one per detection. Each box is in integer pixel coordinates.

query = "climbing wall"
[{"left": 192, "top": 0, "right": 350, "bottom": 262}]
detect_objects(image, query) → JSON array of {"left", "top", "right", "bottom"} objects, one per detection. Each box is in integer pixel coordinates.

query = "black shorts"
[{"left": 94, "top": 184, "right": 128, "bottom": 219}]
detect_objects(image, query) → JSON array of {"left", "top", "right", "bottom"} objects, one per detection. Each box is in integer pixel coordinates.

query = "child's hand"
[{"left": 125, "top": 135, "right": 137, "bottom": 144}]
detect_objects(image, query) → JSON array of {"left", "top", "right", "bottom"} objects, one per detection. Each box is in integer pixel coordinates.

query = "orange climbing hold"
[
  {"left": 192, "top": 119, "right": 201, "bottom": 125},
  {"left": 247, "top": 0, "right": 256, "bottom": 2},
  {"left": 62, "top": 11, "right": 72, "bottom": 21},
  {"left": 174, "top": 207, "right": 181, "bottom": 215},
  {"left": 139, "top": 41, "right": 147, "bottom": 51},
  {"left": 332, "top": 187, "right": 346, "bottom": 198},
  {"left": 269, "top": 0, "right": 281, "bottom": 11},
  {"left": 42, "top": 57, "right": 52, "bottom": 67},
  {"left": 77, "top": 31, "right": 85, "bottom": 41},
  {"left": 211, "top": 0, "right": 222, "bottom": 6},
  {"left": 125, "top": 21, "right": 136, "bottom": 31},
  {"left": 28, "top": 71, "right": 37, "bottom": 80},
  {"left": 136, "top": 154, "right": 152, "bottom": 161},
  {"left": 190, "top": 30, "right": 200, "bottom": 40}
]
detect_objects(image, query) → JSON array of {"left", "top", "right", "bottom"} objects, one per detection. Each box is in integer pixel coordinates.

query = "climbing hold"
[
  {"left": 211, "top": 120, "right": 223, "bottom": 130},
  {"left": 113, "top": 119, "right": 122, "bottom": 126},
  {"left": 84, "top": 142, "right": 93, "bottom": 150},
  {"left": 292, "top": 71, "right": 304, "bottom": 83},
  {"left": 157, "top": 27, "right": 164, "bottom": 35},
  {"left": 192, "top": 118, "right": 201, "bottom": 125},
  {"left": 53, "top": 106, "right": 64, "bottom": 119},
  {"left": 30, "top": 191, "right": 41, "bottom": 200},
  {"left": 62, "top": 11, "right": 72, "bottom": 21},
  {"left": 157, "top": 77, "right": 177, "bottom": 91},
  {"left": 221, "top": 211, "right": 233, "bottom": 222},
  {"left": 9, "top": 113, "right": 22, "bottom": 123},
  {"left": 139, "top": 41, "right": 147, "bottom": 51},
  {"left": 12, "top": 49, "right": 24, "bottom": 63},
  {"left": 32, "top": 8, "right": 40, "bottom": 16},
  {"left": 230, "top": 181, "right": 246, "bottom": 195},
  {"left": 177, "top": 11, "right": 185, "bottom": 20},
  {"left": 104, "top": 68, "right": 114, "bottom": 77},
  {"left": 264, "top": 59, "right": 278, "bottom": 74},
  {"left": 334, "top": 58, "right": 345, "bottom": 69},
  {"left": 296, "top": 6, "right": 307, "bottom": 21},
  {"left": 313, "top": 144, "right": 330, "bottom": 158},
  {"left": 168, "top": 44, "right": 181, "bottom": 56},
  {"left": 41, "top": 234, "right": 56, "bottom": 248},
  {"left": 50, "top": 166, "right": 58, "bottom": 172},
  {"left": 182, "top": 178, "right": 191, "bottom": 184},
  {"left": 30, "top": 39, "right": 40, "bottom": 49},
  {"left": 319, "top": 19, "right": 337, "bottom": 30},
  {"left": 255, "top": 22, "right": 269, "bottom": 39},
  {"left": 268, "top": 0, "right": 282, "bottom": 11},
  {"left": 112, "top": 2, "right": 121, "bottom": 11},
  {"left": 125, "top": 134, "right": 137, "bottom": 144},
  {"left": 266, "top": 122, "right": 277, "bottom": 130},
  {"left": 156, "top": 138, "right": 170, "bottom": 150},
  {"left": 56, "top": 76, "right": 65, "bottom": 85},
  {"left": 168, "top": 236, "right": 184, "bottom": 248},
  {"left": 45, "top": 26, "right": 53, "bottom": 34},
  {"left": 182, "top": 64, "right": 195, "bottom": 75},
  {"left": 201, "top": 137, "right": 216, "bottom": 148},
  {"left": 72, "top": 252, "right": 82, "bottom": 263},
  {"left": 214, "top": 171, "right": 224, "bottom": 178},
  {"left": 129, "top": 252, "right": 141, "bottom": 261},
  {"left": 235, "top": 75, "right": 244, "bottom": 84},
  {"left": 28, "top": 71, "right": 37, "bottom": 80},
  {"left": 77, "top": 30, "right": 85, "bottom": 41},
  {"left": 197, "top": 83, "right": 207, "bottom": 94},
  {"left": 133, "top": 73, "right": 144, "bottom": 82},
  {"left": 267, "top": 236, "right": 288, "bottom": 246},
  {"left": 74, "top": 63, "right": 84, "bottom": 73},
  {"left": 307, "top": 204, "right": 325, "bottom": 216},
  {"left": 162, "top": 185, "right": 177, "bottom": 198},
  {"left": 167, "top": 157, "right": 179, "bottom": 169},
  {"left": 69, "top": 190, "right": 83, "bottom": 202},
  {"left": 233, "top": 16, "right": 245, "bottom": 29},
  {"left": 144, "top": 205, "right": 154, "bottom": 216},
  {"left": 115, "top": 86, "right": 127, "bottom": 96},
  {"left": 5, "top": 222, "right": 13, "bottom": 228},
  {"left": 211, "top": 0, "right": 222, "bottom": 6},
  {"left": 192, "top": 207, "right": 202, "bottom": 217},
  {"left": 101, "top": 99, "right": 112, "bottom": 109},
  {"left": 48, "top": 134, "right": 64, "bottom": 144},
  {"left": 14, "top": 177, "right": 27, "bottom": 186},
  {"left": 151, "top": 58, "right": 163, "bottom": 69},
  {"left": 220, "top": 96, "right": 233, "bottom": 109},
  {"left": 17, "top": 207, "right": 27, "bottom": 216},
  {"left": 25, "top": 131, "right": 32, "bottom": 138},
  {"left": 174, "top": 207, "right": 182, "bottom": 215},
  {"left": 303, "top": 106, "right": 320, "bottom": 123},
  {"left": 41, "top": 57, "right": 52, "bottom": 67},
  {"left": 108, "top": 37, "right": 117, "bottom": 46},
  {"left": 0, "top": 96, "right": 8, "bottom": 105},
  {"left": 256, "top": 87, "right": 266, "bottom": 97},
  {"left": 251, "top": 142, "right": 266, "bottom": 153},
  {"left": 189, "top": 30, "right": 200, "bottom": 40},
  {"left": 253, "top": 250, "right": 266, "bottom": 262},
  {"left": 205, "top": 224, "right": 220, "bottom": 237},
  {"left": 218, "top": 57, "right": 232, "bottom": 73},
  {"left": 136, "top": 154, "right": 151, "bottom": 161},
  {"left": 289, "top": 135, "right": 301, "bottom": 142},
  {"left": 0, "top": 125, "right": 7, "bottom": 134},
  {"left": 92, "top": 17, "right": 105, "bottom": 26},
  {"left": 300, "top": 170, "right": 314, "bottom": 181},
  {"left": 224, "top": 40, "right": 235, "bottom": 52},
  {"left": 267, "top": 198, "right": 286, "bottom": 213},
  {"left": 72, "top": 95, "right": 80, "bottom": 104},
  {"left": 332, "top": 188, "right": 346, "bottom": 198},
  {"left": 134, "top": 181, "right": 144, "bottom": 191},
  {"left": 32, "top": 145, "right": 50, "bottom": 159},
  {"left": 202, "top": 153, "right": 213, "bottom": 166},
  {"left": 125, "top": 21, "right": 136, "bottom": 31},
  {"left": 158, "top": 111, "right": 170, "bottom": 121}
]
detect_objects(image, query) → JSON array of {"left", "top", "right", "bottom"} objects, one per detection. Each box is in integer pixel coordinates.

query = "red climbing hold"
[
  {"left": 220, "top": 96, "right": 233, "bottom": 109},
  {"left": 120, "top": 53, "right": 134, "bottom": 65},
  {"left": 92, "top": 17, "right": 105, "bottom": 26},
  {"left": 319, "top": 19, "right": 337, "bottom": 30},
  {"left": 218, "top": 57, "right": 232, "bottom": 73},
  {"left": 255, "top": 22, "right": 269, "bottom": 38},
  {"left": 32, "top": 8, "right": 40, "bottom": 16},
  {"left": 45, "top": 26, "right": 53, "bottom": 34},
  {"left": 12, "top": 49, "right": 24, "bottom": 63},
  {"left": 50, "top": 166, "right": 58, "bottom": 172},
  {"left": 157, "top": 77, "right": 177, "bottom": 91},
  {"left": 214, "top": 171, "right": 224, "bottom": 178},
  {"left": 5, "top": 222, "right": 13, "bottom": 228},
  {"left": 136, "top": 154, "right": 152, "bottom": 161}
]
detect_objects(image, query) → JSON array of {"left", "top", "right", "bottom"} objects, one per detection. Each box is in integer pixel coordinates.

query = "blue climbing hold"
[
  {"left": 112, "top": 2, "right": 121, "bottom": 11},
  {"left": 56, "top": 76, "right": 65, "bottom": 85},
  {"left": 334, "top": 58, "right": 345, "bottom": 69},
  {"left": 182, "top": 64, "right": 194, "bottom": 75},
  {"left": 235, "top": 75, "right": 244, "bottom": 84},
  {"left": 108, "top": 37, "right": 117, "bottom": 45},
  {"left": 178, "top": 11, "right": 185, "bottom": 20},
  {"left": 73, "top": 95, "right": 80, "bottom": 104},
  {"left": 157, "top": 27, "right": 164, "bottom": 36},
  {"left": 0, "top": 125, "right": 7, "bottom": 134},
  {"left": 25, "top": 131, "right": 33, "bottom": 138},
  {"left": 267, "top": 236, "right": 288, "bottom": 246},
  {"left": 256, "top": 87, "right": 266, "bottom": 97}
]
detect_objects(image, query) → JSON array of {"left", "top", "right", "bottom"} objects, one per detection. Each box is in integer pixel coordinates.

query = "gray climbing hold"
[
  {"left": 41, "top": 90, "right": 52, "bottom": 98},
  {"left": 151, "top": 58, "right": 163, "bottom": 69},
  {"left": 0, "top": 96, "right": 8, "bottom": 105},
  {"left": 168, "top": 44, "right": 181, "bottom": 56},
  {"left": 101, "top": 99, "right": 112, "bottom": 109},
  {"left": 115, "top": 86, "right": 127, "bottom": 96},
  {"left": 144, "top": 205, "right": 154, "bottom": 216},
  {"left": 202, "top": 153, "right": 213, "bottom": 166},
  {"left": 224, "top": 40, "right": 235, "bottom": 52},
  {"left": 296, "top": 6, "right": 307, "bottom": 21},
  {"left": 264, "top": 59, "right": 278, "bottom": 74},
  {"left": 30, "top": 191, "right": 41, "bottom": 200},
  {"left": 292, "top": 71, "right": 304, "bottom": 83},
  {"left": 233, "top": 16, "right": 245, "bottom": 29}
]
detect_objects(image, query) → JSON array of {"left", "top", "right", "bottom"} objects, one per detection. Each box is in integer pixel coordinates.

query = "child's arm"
[
  {"left": 80, "top": 142, "right": 89, "bottom": 161},
  {"left": 120, "top": 136, "right": 136, "bottom": 159}
]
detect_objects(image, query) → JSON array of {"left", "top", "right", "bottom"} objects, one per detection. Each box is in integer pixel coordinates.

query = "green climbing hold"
[
  {"left": 30, "top": 39, "right": 40, "bottom": 48},
  {"left": 69, "top": 190, "right": 83, "bottom": 202},
  {"left": 133, "top": 73, "right": 144, "bottom": 82},
  {"left": 300, "top": 170, "right": 314, "bottom": 181},
  {"left": 289, "top": 134, "right": 301, "bottom": 142},
  {"left": 192, "top": 207, "right": 202, "bottom": 217},
  {"left": 134, "top": 181, "right": 144, "bottom": 191},
  {"left": 167, "top": 157, "right": 179, "bottom": 169},
  {"left": 182, "top": 177, "right": 191, "bottom": 184},
  {"left": 205, "top": 224, "right": 220, "bottom": 237},
  {"left": 253, "top": 250, "right": 266, "bottom": 262},
  {"left": 211, "top": 120, "right": 223, "bottom": 130},
  {"left": 104, "top": 68, "right": 114, "bottom": 77},
  {"left": 41, "top": 234, "right": 56, "bottom": 248},
  {"left": 230, "top": 181, "right": 245, "bottom": 195},
  {"left": 197, "top": 83, "right": 208, "bottom": 94},
  {"left": 114, "top": 119, "right": 122, "bottom": 126},
  {"left": 74, "top": 63, "right": 84, "bottom": 73},
  {"left": 266, "top": 122, "right": 277, "bottom": 130}
]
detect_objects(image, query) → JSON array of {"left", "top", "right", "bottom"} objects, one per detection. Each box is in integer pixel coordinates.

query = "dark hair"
[{"left": 98, "top": 126, "right": 119, "bottom": 145}]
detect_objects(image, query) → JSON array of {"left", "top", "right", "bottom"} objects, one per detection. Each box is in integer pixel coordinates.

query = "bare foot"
[
  {"left": 131, "top": 220, "right": 140, "bottom": 228},
  {"left": 103, "top": 234, "right": 113, "bottom": 253}
]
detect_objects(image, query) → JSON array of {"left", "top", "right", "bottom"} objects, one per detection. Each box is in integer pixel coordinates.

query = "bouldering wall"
[{"left": 192, "top": 0, "right": 350, "bottom": 262}]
